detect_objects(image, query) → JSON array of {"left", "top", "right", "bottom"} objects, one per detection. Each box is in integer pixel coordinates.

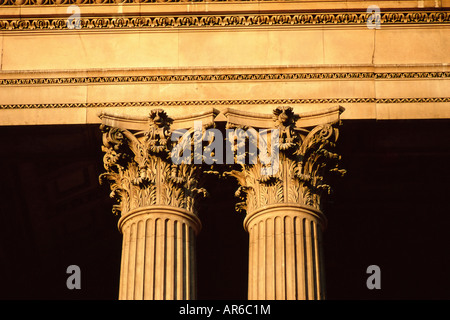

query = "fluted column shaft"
[
  {"left": 245, "top": 204, "right": 326, "bottom": 300},
  {"left": 225, "top": 106, "right": 342, "bottom": 300},
  {"left": 118, "top": 206, "right": 200, "bottom": 300},
  {"left": 99, "top": 109, "right": 211, "bottom": 300}
]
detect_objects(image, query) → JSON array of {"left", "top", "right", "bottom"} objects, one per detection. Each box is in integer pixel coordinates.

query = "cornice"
[
  {"left": 1, "top": 97, "right": 449, "bottom": 110},
  {"left": 1, "top": 71, "right": 449, "bottom": 86},
  {"left": 1, "top": 10, "right": 449, "bottom": 31}
]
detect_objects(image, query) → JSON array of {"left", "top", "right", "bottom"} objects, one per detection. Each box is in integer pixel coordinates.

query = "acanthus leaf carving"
[
  {"left": 224, "top": 106, "right": 345, "bottom": 215},
  {"left": 99, "top": 106, "right": 344, "bottom": 217},
  {"left": 99, "top": 109, "right": 210, "bottom": 217}
]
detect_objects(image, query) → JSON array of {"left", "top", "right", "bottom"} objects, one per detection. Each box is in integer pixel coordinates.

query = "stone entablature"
[
  {"left": 1, "top": 1, "right": 449, "bottom": 124},
  {"left": 1, "top": 9, "right": 449, "bottom": 31},
  {"left": 1, "top": 0, "right": 449, "bottom": 32}
]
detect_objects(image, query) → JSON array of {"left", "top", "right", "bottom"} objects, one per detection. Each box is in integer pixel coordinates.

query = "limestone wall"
[{"left": 0, "top": 0, "right": 449, "bottom": 124}]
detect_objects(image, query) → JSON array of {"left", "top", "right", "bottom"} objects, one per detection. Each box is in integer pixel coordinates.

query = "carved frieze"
[
  {"left": 1, "top": 11, "right": 449, "bottom": 31},
  {"left": 1, "top": 72, "right": 449, "bottom": 87},
  {"left": 3, "top": 97, "right": 450, "bottom": 111}
]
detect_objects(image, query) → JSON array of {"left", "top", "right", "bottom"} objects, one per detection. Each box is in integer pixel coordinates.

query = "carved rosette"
[
  {"left": 226, "top": 106, "right": 345, "bottom": 217},
  {"left": 99, "top": 109, "right": 209, "bottom": 218}
]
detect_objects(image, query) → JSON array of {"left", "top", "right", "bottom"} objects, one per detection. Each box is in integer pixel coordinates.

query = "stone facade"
[
  {"left": 1, "top": 1, "right": 449, "bottom": 125},
  {"left": 0, "top": 0, "right": 449, "bottom": 299}
]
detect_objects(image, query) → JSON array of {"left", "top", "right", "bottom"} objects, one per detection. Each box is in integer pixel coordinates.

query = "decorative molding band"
[
  {"left": 0, "top": 0, "right": 448, "bottom": 6},
  {"left": 1, "top": 97, "right": 449, "bottom": 109},
  {"left": 375, "top": 72, "right": 450, "bottom": 79},
  {"left": 1, "top": 11, "right": 449, "bottom": 31},
  {"left": 7, "top": 0, "right": 287, "bottom": 4},
  {"left": 0, "top": 0, "right": 358, "bottom": 4},
  {"left": 1, "top": 72, "right": 449, "bottom": 86}
]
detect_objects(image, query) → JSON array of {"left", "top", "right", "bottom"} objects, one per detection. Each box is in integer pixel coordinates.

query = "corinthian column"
[
  {"left": 99, "top": 109, "right": 212, "bottom": 300},
  {"left": 225, "top": 106, "right": 345, "bottom": 300}
]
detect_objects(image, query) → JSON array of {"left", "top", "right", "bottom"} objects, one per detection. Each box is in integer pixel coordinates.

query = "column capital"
[
  {"left": 98, "top": 108, "right": 217, "bottom": 220},
  {"left": 224, "top": 105, "right": 345, "bottom": 217}
]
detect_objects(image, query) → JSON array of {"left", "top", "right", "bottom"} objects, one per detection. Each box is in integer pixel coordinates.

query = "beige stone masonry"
[{"left": 1, "top": 1, "right": 449, "bottom": 124}]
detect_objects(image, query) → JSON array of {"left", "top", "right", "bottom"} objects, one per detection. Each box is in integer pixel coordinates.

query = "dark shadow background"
[{"left": 0, "top": 119, "right": 449, "bottom": 299}]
